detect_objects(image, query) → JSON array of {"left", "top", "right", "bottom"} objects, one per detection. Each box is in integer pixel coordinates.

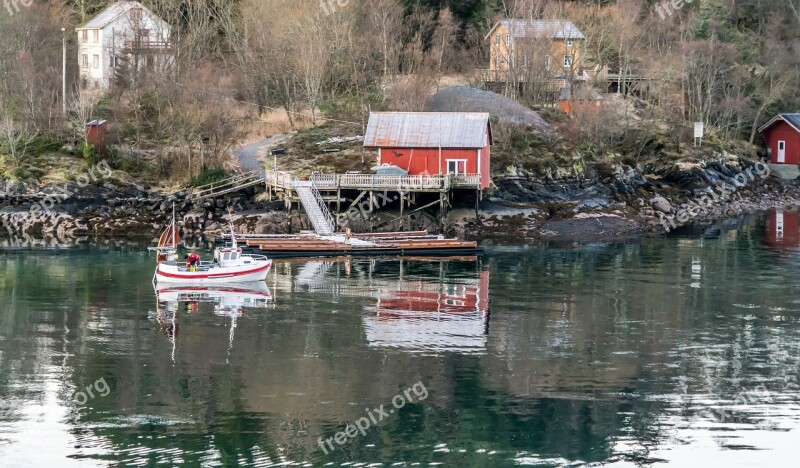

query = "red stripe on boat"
[{"left": 157, "top": 262, "right": 271, "bottom": 279}]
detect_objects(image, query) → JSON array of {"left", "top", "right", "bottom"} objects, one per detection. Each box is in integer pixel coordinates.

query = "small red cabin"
[
  {"left": 758, "top": 113, "right": 800, "bottom": 164},
  {"left": 85, "top": 119, "right": 108, "bottom": 152},
  {"left": 364, "top": 112, "right": 492, "bottom": 189}
]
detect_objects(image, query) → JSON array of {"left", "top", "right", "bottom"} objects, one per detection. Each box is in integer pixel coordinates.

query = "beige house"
[
  {"left": 485, "top": 19, "right": 585, "bottom": 75},
  {"left": 76, "top": 1, "right": 171, "bottom": 88}
]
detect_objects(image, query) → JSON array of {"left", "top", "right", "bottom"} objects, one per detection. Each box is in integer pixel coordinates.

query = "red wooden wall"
[{"left": 762, "top": 120, "right": 800, "bottom": 164}]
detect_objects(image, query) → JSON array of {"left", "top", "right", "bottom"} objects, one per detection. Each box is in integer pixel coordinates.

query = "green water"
[{"left": 1, "top": 213, "right": 800, "bottom": 467}]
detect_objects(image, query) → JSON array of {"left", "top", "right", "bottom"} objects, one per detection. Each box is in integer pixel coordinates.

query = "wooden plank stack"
[{"left": 234, "top": 231, "right": 480, "bottom": 258}]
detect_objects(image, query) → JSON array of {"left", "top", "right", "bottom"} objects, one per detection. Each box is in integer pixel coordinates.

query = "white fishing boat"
[{"left": 151, "top": 207, "right": 272, "bottom": 284}]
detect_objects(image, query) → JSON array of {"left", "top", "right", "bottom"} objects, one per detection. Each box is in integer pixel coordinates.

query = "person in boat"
[{"left": 188, "top": 252, "right": 200, "bottom": 272}]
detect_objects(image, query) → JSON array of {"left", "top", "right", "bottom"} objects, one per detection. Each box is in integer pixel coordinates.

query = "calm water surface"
[{"left": 1, "top": 212, "right": 800, "bottom": 467}]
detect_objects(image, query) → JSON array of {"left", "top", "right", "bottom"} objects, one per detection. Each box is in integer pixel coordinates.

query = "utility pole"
[{"left": 61, "top": 27, "right": 67, "bottom": 116}]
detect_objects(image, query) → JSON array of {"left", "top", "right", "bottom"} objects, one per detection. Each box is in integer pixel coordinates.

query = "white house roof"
[
  {"left": 77, "top": 1, "right": 169, "bottom": 30},
  {"left": 364, "top": 112, "right": 492, "bottom": 149},
  {"left": 485, "top": 19, "right": 585, "bottom": 41}
]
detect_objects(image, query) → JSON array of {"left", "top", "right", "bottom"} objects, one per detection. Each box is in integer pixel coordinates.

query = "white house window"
[
  {"left": 131, "top": 7, "right": 142, "bottom": 21},
  {"left": 93, "top": 54, "right": 99, "bottom": 69},
  {"left": 92, "top": 30, "right": 98, "bottom": 43},
  {"left": 81, "top": 31, "right": 88, "bottom": 43},
  {"left": 446, "top": 160, "right": 467, "bottom": 175},
  {"left": 82, "top": 54, "right": 88, "bottom": 68},
  {"left": 505, "top": 33, "right": 511, "bottom": 45},
  {"left": 564, "top": 55, "right": 574, "bottom": 67}
]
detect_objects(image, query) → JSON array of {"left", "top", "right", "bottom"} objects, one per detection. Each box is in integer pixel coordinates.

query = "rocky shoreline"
[{"left": 1, "top": 156, "right": 798, "bottom": 244}]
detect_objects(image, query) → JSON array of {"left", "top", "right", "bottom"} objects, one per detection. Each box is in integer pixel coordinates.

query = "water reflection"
[
  {"left": 273, "top": 257, "right": 490, "bottom": 354},
  {"left": 152, "top": 282, "right": 274, "bottom": 362},
  {"left": 1, "top": 219, "right": 800, "bottom": 466},
  {"left": 763, "top": 207, "right": 800, "bottom": 251}
]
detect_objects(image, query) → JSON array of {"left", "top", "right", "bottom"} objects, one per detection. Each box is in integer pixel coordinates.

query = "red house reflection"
[
  {"left": 764, "top": 208, "right": 800, "bottom": 249},
  {"left": 363, "top": 270, "right": 490, "bottom": 353},
  {"left": 375, "top": 270, "right": 490, "bottom": 316}
]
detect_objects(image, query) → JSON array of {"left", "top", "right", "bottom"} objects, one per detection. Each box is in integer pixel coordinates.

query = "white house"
[{"left": 76, "top": 0, "right": 171, "bottom": 88}]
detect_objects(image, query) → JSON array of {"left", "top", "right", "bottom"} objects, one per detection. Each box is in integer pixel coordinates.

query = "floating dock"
[{"left": 219, "top": 231, "right": 482, "bottom": 259}]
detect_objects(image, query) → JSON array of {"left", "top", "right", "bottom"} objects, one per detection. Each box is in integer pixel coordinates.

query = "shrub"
[{"left": 190, "top": 167, "right": 228, "bottom": 187}]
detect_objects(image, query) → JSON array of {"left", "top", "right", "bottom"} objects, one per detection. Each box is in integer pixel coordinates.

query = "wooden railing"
[
  {"left": 452, "top": 174, "right": 482, "bottom": 187},
  {"left": 266, "top": 170, "right": 482, "bottom": 192},
  {"left": 265, "top": 170, "right": 295, "bottom": 190},
  {"left": 189, "top": 170, "right": 264, "bottom": 199}
]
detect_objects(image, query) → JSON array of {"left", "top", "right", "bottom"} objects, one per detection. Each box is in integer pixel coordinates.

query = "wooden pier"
[
  {"left": 223, "top": 231, "right": 482, "bottom": 259},
  {"left": 265, "top": 169, "right": 483, "bottom": 232}
]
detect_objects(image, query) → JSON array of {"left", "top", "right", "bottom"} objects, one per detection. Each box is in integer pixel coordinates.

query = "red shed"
[
  {"left": 364, "top": 112, "right": 492, "bottom": 189},
  {"left": 85, "top": 119, "right": 108, "bottom": 152},
  {"left": 758, "top": 113, "right": 800, "bottom": 164}
]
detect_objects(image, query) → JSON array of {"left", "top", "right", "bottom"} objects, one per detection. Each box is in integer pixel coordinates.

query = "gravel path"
[{"left": 233, "top": 133, "right": 294, "bottom": 175}]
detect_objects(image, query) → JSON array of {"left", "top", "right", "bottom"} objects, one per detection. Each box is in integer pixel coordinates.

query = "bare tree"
[
  {"left": 367, "top": 0, "right": 404, "bottom": 96},
  {"left": 297, "top": 14, "right": 332, "bottom": 125},
  {"left": 0, "top": 114, "right": 38, "bottom": 167}
]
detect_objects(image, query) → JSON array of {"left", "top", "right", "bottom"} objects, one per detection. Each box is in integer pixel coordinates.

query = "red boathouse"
[
  {"left": 364, "top": 112, "right": 493, "bottom": 189},
  {"left": 758, "top": 113, "right": 800, "bottom": 164}
]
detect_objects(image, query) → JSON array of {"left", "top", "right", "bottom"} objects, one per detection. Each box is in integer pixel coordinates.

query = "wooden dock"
[{"left": 222, "top": 231, "right": 482, "bottom": 258}]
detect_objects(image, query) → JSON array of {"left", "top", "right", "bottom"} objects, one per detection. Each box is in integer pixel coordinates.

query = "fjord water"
[{"left": 1, "top": 214, "right": 800, "bottom": 467}]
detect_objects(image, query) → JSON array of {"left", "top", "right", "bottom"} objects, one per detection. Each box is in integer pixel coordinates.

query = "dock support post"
[
  {"left": 337, "top": 189, "right": 341, "bottom": 214},
  {"left": 399, "top": 191, "right": 404, "bottom": 231},
  {"left": 439, "top": 191, "right": 446, "bottom": 233}
]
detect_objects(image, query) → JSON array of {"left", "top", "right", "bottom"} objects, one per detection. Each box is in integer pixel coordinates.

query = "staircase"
[{"left": 292, "top": 180, "right": 335, "bottom": 236}]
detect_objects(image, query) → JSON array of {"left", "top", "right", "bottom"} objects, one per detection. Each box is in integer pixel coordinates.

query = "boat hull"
[{"left": 155, "top": 260, "right": 272, "bottom": 284}]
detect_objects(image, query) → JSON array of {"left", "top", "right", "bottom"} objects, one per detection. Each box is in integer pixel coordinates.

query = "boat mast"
[{"left": 172, "top": 203, "right": 177, "bottom": 249}]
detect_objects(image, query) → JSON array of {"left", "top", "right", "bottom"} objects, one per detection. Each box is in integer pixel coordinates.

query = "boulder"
[{"left": 651, "top": 196, "right": 672, "bottom": 214}]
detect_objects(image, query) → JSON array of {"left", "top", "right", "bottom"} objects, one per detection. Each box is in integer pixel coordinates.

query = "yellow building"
[{"left": 484, "top": 19, "right": 585, "bottom": 75}]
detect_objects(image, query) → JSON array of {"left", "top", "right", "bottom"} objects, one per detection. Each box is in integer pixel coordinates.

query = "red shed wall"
[
  {"left": 378, "top": 147, "right": 479, "bottom": 176},
  {"left": 763, "top": 121, "right": 800, "bottom": 164}
]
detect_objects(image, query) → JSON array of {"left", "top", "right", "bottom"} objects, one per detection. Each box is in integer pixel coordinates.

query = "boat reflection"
[{"left": 151, "top": 282, "right": 273, "bottom": 362}]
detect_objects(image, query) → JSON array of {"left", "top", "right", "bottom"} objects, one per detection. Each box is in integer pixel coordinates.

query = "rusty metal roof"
[{"left": 364, "top": 112, "right": 491, "bottom": 149}]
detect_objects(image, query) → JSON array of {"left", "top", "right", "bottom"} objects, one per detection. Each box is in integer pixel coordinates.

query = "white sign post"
[{"left": 694, "top": 122, "right": 704, "bottom": 147}]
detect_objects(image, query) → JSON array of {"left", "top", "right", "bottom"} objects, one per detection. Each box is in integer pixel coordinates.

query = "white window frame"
[
  {"left": 92, "top": 30, "right": 99, "bottom": 43},
  {"left": 505, "top": 33, "right": 511, "bottom": 45},
  {"left": 92, "top": 54, "right": 100, "bottom": 69},
  {"left": 446, "top": 159, "right": 468, "bottom": 176},
  {"left": 563, "top": 55, "right": 574, "bottom": 68},
  {"left": 495, "top": 33, "right": 500, "bottom": 47},
  {"left": 566, "top": 39, "right": 574, "bottom": 48},
  {"left": 81, "top": 30, "right": 88, "bottom": 43},
  {"left": 82, "top": 54, "right": 89, "bottom": 68}
]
